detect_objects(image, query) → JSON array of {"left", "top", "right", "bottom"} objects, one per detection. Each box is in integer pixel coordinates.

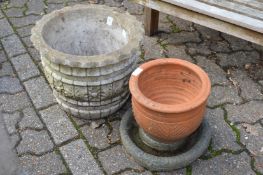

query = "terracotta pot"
[{"left": 129, "top": 58, "right": 211, "bottom": 143}]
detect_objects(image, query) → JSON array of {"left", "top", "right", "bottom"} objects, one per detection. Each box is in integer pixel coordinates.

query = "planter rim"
[
  {"left": 31, "top": 4, "right": 144, "bottom": 68},
  {"left": 129, "top": 58, "right": 211, "bottom": 113}
]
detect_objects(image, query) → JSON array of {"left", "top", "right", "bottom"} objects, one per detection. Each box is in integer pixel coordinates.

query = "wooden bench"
[{"left": 132, "top": 0, "right": 263, "bottom": 46}]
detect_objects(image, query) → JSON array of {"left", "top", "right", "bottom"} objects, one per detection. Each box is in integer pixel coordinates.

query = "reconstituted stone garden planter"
[{"left": 31, "top": 5, "right": 144, "bottom": 119}]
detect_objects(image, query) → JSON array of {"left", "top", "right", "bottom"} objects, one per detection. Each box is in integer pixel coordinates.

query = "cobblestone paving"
[{"left": 0, "top": 0, "right": 262, "bottom": 175}]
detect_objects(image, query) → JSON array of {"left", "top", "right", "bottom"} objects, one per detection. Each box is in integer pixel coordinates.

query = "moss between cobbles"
[
  {"left": 222, "top": 106, "right": 262, "bottom": 174},
  {"left": 105, "top": 119, "right": 114, "bottom": 144},
  {"left": 186, "top": 165, "right": 192, "bottom": 175},
  {"left": 250, "top": 157, "right": 262, "bottom": 175},
  {"left": 166, "top": 16, "right": 181, "bottom": 33},
  {"left": 67, "top": 114, "right": 107, "bottom": 175},
  {"left": 151, "top": 171, "right": 159, "bottom": 175},
  {"left": 221, "top": 107, "right": 241, "bottom": 144},
  {"left": 54, "top": 147, "right": 71, "bottom": 174},
  {"left": 156, "top": 38, "right": 168, "bottom": 58},
  {"left": 0, "top": 8, "right": 46, "bottom": 78},
  {"left": 1, "top": 1, "right": 9, "bottom": 10},
  {"left": 157, "top": 38, "right": 168, "bottom": 51},
  {"left": 43, "top": 0, "right": 48, "bottom": 14},
  {"left": 19, "top": 2, "right": 28, "bottom": 16},
  {"left": 112, "top": 168, "right": 147, "bottom": 175},
  {"left": 139, "top": 44, "right": 145, "bottom": 62}
]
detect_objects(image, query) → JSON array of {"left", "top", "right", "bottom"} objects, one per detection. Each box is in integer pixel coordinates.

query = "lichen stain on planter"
[
  {"left": 31, "top": 5, "right": 144, "bottom": 119},
  {"left": 129, "top": 58, "right": 211, "bottom": 143}
]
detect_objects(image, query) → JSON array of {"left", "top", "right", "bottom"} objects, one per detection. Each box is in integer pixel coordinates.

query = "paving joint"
[
  {"left": 0, "top": 17, "right": 71, "bottom": 172},
  {"left": 67, "top": 114, "right": 107, "bottom": 175}
]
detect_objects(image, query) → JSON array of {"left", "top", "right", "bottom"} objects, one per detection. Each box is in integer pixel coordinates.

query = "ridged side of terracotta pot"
[
  {"left": 31, "top": 5, "right": 144, "bottom": 119},
  {"left": 129, "top": 58, "right": 211, "bottom": 142}
]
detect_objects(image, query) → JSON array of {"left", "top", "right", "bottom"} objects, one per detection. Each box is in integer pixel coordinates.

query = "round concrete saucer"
[
  {"left": 120, "top": 108, "right": 212, "bottom": 171},
  {"left": 139, "top": 128, "right": 187, "bottom": 151}
]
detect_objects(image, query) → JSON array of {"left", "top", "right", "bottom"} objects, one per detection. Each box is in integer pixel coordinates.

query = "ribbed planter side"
[
  {"left": 132, "top": 98, "right": 207, "bottom": 142},
  {"left": 31, "top": 5, "right": 144, "bottom": 119}
]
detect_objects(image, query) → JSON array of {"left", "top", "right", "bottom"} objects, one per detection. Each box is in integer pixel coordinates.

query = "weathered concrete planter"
[{"left": 31, "top": 5, "right": 144, "bottom": 119}]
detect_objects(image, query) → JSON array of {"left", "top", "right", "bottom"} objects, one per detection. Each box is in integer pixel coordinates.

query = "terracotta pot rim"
[{"left": 129, "top": 58, "right": 211, "bottom": 113}]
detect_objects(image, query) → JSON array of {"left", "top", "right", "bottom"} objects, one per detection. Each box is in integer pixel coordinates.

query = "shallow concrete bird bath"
[{"left": 31, "top": 5, "right": 144, "bottom": 119}]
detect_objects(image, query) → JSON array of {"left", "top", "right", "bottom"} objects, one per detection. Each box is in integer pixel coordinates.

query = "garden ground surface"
[{"left": 0, "top": 0, "right": 262, "bottom": 174}]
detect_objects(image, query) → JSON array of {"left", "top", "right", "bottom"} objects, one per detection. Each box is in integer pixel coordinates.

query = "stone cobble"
[
  {"left": 195, "top": 56, "right": 229, "bottom": 86},
  {"left": 11, "top": 53, "right": 40, "bottom": 81},
  {"left": 2, "top": 111, "right": 21, "bottom": 135},
  {"left": 46, "top": 3, "right": 64, "bottom": 13},
  {"left": 206, "top": 108, "right": 241, "bottom": 151},
  {"left": 210, "top": 40, "right": 231, "bottom": 53},
  {"left": 159, "top": 169, "right": 185, "bottom": 175},
  {"left": 255, "top": 156, "right": 263, "bottom": 174},
  {"left": 81, "top": 123, "right": 110, "bottom": 149},
  {"left": 237, "top": 123, "right": 263, "bottom": 174},
  {"left": 221, "top": 33, "right": 253, "bottom": 51},
  {"left": 217, "top": 51, "right": 260, "bottom": 68},
  {"left": 159, "top": 14, "right": 193, "bottom": 32},
  {"left": 24, "top": 76, "right": 56, "bottom": 109},
  {"left": 6, "top": 0, "right": 27, "bottom": 8},
  {"left": 123, "top": 0, "right": 144, "bottom": 15},
  {"left": 28, "top": 47, "right": 41, "bottom": 62},
  {"left": 186, "top": 42, "right": 212, "bottom": 56},
  {"left": 225, "top": 101, "right": 263, "bottom": 123},
  {"left": 9, "top": 15, "right": 41, "bottom": 28},
  {"left": 1, "top": 34, "right": 27, "bottom": 57},
  {"left": 0, "top": 50, "right": 7, "bottom": 63},
  {"left": 229, "top": 69, "right": 263, "bottom": 100},
  {"left": 9, "top": 133, "right": 20, "bottom": 149},
  {"left": 39, "top": 104, "right": 78, "bottom": 145},
  {"left": 0, "top": 76, "right": 23, "bottom": 94},
  {"left": 0, "top": 92, "right": 31, "bottom": 112},
  {"left": 0, "top": 61, "right": 14, "bottom": 76},
  {"left": 165, "top": 45, "right": 193, "bottom": 63},
  {"left": 19, "top": 107, "right": 43, "bottom": 130},
  {"left": 194, "top": 24, "right": 221, "bottom": 41},
  {"left": 192, "top": 152, "right": 255, "bottom": 175},
  {"left": 60, "top": 139, "right": 103, "bottom": 175},
  {"left": 16, "top": 25, "right": 34, "bottom": 38},
  {"left": 0, "top": 0, "right": 262, "bottom": 174},
  {"left": 207, "top": 85, "right": 242, "bottom": 107},
  {"left": 0, "top": 18, "right": 14, "bottom": 37},
  {"left": 98, "top": 145, "right": 143, "bottom": 174},
  {"left": 0, "top": 10, "right": 3, "bottom": 18},
  {"left": 25, "top": 0, "right": 46, "bottom": 15},
  {"left": 142, "top": 36, "right": 165, "bottom": 60},
  {"left": 17, "top": 129, "right": 54, "bottom": 155},
  {"left": 21, "top": 36, "right": 34, "bottom": 48},
  {"left": 164, "top": 31, "right": 201, "bottom": 45},
  {"left": 19, "top": 152, "right": 66, "bottom": 175},
  {"left": 4, "top": 7, "right": 24, "bottom": 18},
  {"left": 108, "top": 120, "right": 121, "bottom": 144},
  {"left": 120, "top": 171, "right": 153, "bottom": 175}
]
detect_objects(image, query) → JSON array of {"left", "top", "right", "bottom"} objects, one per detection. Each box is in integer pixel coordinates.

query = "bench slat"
[
  {"left": 133, "top": 0, "right": 263, "bottom": 45},
  {"left": 231, "top": 0, "right": 263, "bottom": 10},
  {"left": 198, "top": 0, "right": 263, "bottom": 20},
  {"left": 162, "top": 0, "right": 263, "bottom": 33}
]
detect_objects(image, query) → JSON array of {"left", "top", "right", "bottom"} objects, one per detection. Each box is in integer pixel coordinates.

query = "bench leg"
[{"left": 144, "top": 7, "right": 159, "bottom": 36}]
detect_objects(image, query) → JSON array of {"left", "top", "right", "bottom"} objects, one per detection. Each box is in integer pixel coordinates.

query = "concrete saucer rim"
[{"left": 119, "top": 108, "right": 211, "bottom": 171}]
